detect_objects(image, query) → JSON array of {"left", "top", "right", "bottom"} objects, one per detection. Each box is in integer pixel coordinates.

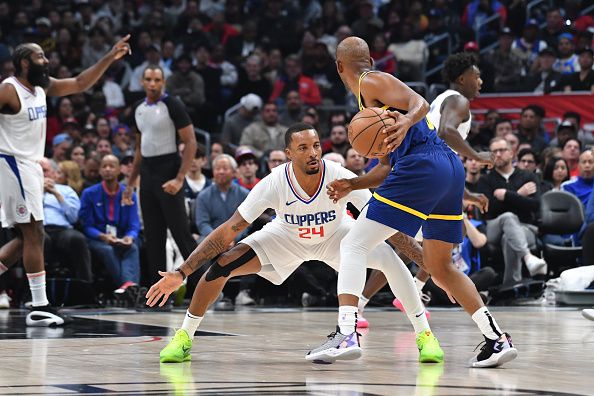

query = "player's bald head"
[{"left": 336, "top": 36, "right": 371, "bottom": 65}]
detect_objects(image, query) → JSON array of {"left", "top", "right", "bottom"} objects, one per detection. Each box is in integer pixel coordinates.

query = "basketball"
[{"left": 348, "top": 107, "right": 396, "bottom": 158}]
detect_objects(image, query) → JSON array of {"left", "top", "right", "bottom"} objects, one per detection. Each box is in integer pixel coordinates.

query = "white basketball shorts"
[{"left": 0, "top": 155, "right": 44, "bottom": 227}]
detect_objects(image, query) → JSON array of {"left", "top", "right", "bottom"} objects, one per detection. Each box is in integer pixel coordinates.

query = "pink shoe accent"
[
  {"left": 356, "top": 316, "right": 369, "bottom": 328},
  {"left": 392, "top": 298, "right": 431, "bottom": 320},
  {"left": 115, "top": 281, "right": 137, "bottom": 294}
]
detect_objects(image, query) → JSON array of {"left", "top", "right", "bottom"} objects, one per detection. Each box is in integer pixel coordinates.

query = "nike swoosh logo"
[
  {"left": 493, "top": 341, "right": 504, "bottom": 352},
  {"left": 415, "top": 311, "right": 425, "bottom": 317},
  {"left": 182, "top": 346, "right": 190, "bottom": 354},
  {"left": 286, "top": 200, "right": 298, "bottom": 206}
]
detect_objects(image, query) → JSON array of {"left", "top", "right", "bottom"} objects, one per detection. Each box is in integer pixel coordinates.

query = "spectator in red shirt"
[
  {"left": 269, "top": 54, "right": 321, "bottom": 106},
  {"left": 203, "top": 12, "right": 239, "bottom": 46}
]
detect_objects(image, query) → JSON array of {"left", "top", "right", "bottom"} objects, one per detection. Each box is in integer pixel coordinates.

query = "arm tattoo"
[
  {"left": 388, "top": 233, "right": 426, "bottom": 270},
  {"left": 231, "top": 219, "right": 248, "bottom": 232},
  {"left": 184, "top": 237, "right": 228, "bottom": 273}
]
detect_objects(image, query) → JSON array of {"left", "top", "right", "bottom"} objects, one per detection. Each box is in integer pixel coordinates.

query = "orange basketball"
[{"left": 348, "top": 107, "right": 396, "bottom": 158}]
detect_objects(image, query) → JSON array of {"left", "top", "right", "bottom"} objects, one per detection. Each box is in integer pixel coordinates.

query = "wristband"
[{"left": 175, "top": 267, "right": 187, "bottom": 281}]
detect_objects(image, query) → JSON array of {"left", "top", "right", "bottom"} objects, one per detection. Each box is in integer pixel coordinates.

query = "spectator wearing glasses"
[
  {"left": 264, "top": 149, "right": 287, "bottom": 176},
  {"left": 477, "top": 137, "right": 547, "bottom": 284}
]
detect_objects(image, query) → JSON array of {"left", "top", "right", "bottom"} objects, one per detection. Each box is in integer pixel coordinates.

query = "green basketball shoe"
[
  {"left": 160, "top": 329, "right": 193, "bottom": 363},
  {"left": 416, "top": 330, "right": 444, "bottom": 363}
]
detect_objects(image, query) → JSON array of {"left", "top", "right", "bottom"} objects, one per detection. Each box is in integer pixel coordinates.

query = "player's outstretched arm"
[
  {"left": 326, "top": 155, "right": 391, "bottom": 202},
  {"left": 180, "top": 210, "right": 250, "bottom": 276},
  {"left": 437, "top": 95, "right": 493, "bottom": 168},
  {"left": 46, "top": 34, "right": 131, "bottom": 97},
  {"left": 145, "top": 211, "right": 250, "bottom": 306}
]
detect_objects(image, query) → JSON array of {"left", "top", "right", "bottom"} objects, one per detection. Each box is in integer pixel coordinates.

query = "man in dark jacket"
[
  {"left": 525, "top": 48, "right": 562, "bottom": 94},
  {"left": 477, "top": 137, "right": 547, "bottom": 284}
]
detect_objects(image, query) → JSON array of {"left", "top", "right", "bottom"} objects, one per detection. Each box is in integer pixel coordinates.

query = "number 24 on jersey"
[{"left": 298, "top": 226, "right": 325, "bottom": 239}]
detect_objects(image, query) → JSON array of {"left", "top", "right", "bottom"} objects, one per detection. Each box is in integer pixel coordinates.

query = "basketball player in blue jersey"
[
  {"left": 357, "top": 53, "right": 493, "bottom": 322},
  {"left": 0, "top": 37, "right": 131, "bottom": 326},
  {"left": 147, "top": 123, "right": 443, "bottom": 364},
  {"left": 309, "top": 37, "right": 517, "bottom": 368}
]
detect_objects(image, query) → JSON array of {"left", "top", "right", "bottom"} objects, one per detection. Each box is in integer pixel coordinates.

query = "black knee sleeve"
[{"left": 205, "top": 248, "right": 257, "bottom": 281}]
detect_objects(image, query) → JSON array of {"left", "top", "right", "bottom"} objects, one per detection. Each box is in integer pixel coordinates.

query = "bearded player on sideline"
[
  {"left": 147, "top": 123, "right": 443, "bottom": 364},
  {"left": 0, "top": 36, "right": 131, "bottom": 326}
]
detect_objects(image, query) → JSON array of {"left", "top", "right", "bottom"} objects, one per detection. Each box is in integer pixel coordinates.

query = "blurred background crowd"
[{"left": 0, "top": 0, "right": 593, "bottom": 310}]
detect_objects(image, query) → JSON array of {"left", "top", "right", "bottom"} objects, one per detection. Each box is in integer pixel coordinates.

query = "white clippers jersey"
[
  {"left": 427, "top": 89, "right": 471, "bottom": 142},
  {"left": 0, "top": 77, "right": 47, "bottom": 160},
  {"left": 238, "top": 160, "right": 371, "bottom": 245}
]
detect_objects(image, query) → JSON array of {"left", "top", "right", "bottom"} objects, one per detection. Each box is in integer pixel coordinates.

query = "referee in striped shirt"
[{"left": 124, "top": 64, "right": 198, "bottom": 287}]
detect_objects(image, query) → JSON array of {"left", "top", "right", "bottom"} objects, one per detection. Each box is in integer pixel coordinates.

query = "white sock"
[
  {"left": 27, "top": 271, "right": 49, "bottom": 307},
  {"left": 407, "top": 309, "right": 430, "bottom": 335},
  {"left": 414, "top": 277, "right": 426, "bottom": 293},
  {"left": 358, "top": 295, "right": 369, "bottom": 314},
  {"left": 338, "top": 305, "right": 358, "bottom": 334},
  {"left": 0, "top": 261, "right": 7, "bottom": 275},
  {"left": 471, "top": 307, "right": 503, "bottom": 340},
  {"left": 181, "top": 310, "right": 203, "bottom": 337}
]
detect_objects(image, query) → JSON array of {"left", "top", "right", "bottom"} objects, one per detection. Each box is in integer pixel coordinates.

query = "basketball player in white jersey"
[
  {"left": 147, "top": 123, "right": 443, "bottom": 364},
  {"left": 356, "top": 52, "right": 492, "bottom": 322},
  {"left": 0, "top": 37, "right": 131, "bottom": 326}
]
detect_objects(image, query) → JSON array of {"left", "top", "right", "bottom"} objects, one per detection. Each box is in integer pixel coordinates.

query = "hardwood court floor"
[{"left": 0, "top": 306, "right": 592, "bottom": 395}]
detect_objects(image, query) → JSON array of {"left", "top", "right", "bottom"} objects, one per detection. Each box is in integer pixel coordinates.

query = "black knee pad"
[{"left": 205, "top": 248, "right": 256, "bottom": 281}]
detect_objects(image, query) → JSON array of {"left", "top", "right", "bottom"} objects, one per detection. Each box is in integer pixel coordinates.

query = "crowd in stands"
[{"left": 0, "top": 0, "right": 593, "bottom": 309}]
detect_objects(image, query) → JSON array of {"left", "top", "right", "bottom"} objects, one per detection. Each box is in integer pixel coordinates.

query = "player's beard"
[
  {"left": 305, "top": 167, "right": 320, "bottom": 175},
  {"left": 28, "top": 62, "right": 50, "bottom": 88}
]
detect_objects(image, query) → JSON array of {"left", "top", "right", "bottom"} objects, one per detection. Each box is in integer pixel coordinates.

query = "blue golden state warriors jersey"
[
  {"left": 356, "top": 71, "right": 445, "bottom": 167},
  {"left": 386, "top": 117, "right": 445, "bottom": 167}
]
